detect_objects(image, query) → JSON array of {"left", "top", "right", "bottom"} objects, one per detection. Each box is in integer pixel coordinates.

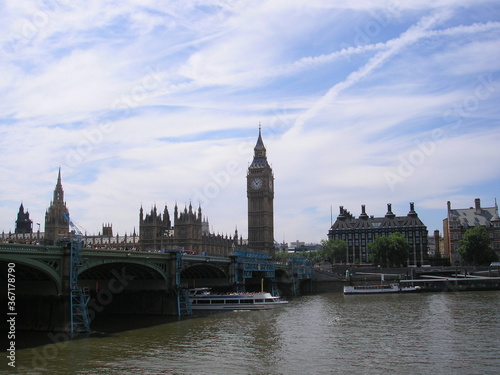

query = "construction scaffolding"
[
  {"left": 170, "top": 250, "right": 192, "bottom": 316},
  {"left": 233, "top": 250, "right": 278, "bottom": 296},
  {"left": 63, "top": 214, "right": 91, "bottom": 334},
  {"left": 289, "top": 257, "right": 313, "bottom": 295}
]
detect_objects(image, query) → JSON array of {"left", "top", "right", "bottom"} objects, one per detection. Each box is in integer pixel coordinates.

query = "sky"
[{"left": 1, "top": 0, "right": 499, "bottom": 244}]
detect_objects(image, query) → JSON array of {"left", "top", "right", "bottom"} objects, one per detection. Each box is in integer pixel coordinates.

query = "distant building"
[
  {"left": 79, "top": 223, "right": 139, "bottom": 250},
  {"left": 328, "top": 203, "right": 428, "bottom": 266},
  {"left": 139, "top": 203, "right": 241, "bottom": 255},
  {"left": 425, "top": 230, "right": 450, "bottom": 266},
  {"left": 287, "top": 241, "right": 321, "bottom": 252},
  {"left": 427, "top": 229, "right": 441, "bottom": 258},
  {"left": 289, "top": 240, "right": 305, "bottom": 249},
  {"left": 15, "top": 203, "right": 33, "bottom": 234},
  {"left": 6, "top": 129, "right": 276, "bottom": 255},
  {"left": 44, "top": 168, "right": 70, "bottom": 245},
  {"left": 442, "top": 198, "right": 500, "bottom": 265}
]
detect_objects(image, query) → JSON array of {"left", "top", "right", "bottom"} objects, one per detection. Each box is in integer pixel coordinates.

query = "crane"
[{"left": 63, "top": 213, "right": 91, "bottom": 334}]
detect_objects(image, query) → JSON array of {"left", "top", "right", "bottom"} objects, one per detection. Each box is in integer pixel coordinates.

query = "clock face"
[{"left": 251, "top": 178, "right": 263, "bottom": 190}]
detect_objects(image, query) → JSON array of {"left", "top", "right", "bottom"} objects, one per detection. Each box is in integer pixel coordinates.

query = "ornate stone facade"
[
  {"left": 139, "top": 202, "right": 241, "bottom": 255},
  {"left": 44, "top": 168, "right": 70, "bottom": 245},
  {"left": 247, "top": 127, "right": 275, "bottom": 257},
  {"left": 328, "top": 203, "right": 428, "bottom": 266}
]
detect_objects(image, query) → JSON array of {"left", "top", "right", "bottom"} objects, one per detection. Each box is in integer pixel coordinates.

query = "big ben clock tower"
[{"left": 247, "top": 126, "right": 274, "bottom": 257}]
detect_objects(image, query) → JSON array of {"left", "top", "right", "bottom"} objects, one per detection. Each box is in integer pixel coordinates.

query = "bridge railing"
[{"left": 0, "top": 243, "right": 62, "bottom": 254}]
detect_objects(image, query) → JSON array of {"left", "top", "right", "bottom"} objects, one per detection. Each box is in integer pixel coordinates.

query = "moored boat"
[
  {"left": 189, "top": 288, "right": 288, "bottom": 310},
  {"left": 343, "top": 283, "right": 400, "bottom": 295},
  {"left": 344, "top": 283, "right": 425, "bottom": 294}
]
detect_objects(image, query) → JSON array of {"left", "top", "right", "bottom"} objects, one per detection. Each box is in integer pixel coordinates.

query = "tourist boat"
[
  {"left": 343, "top": 283, "right": 401, "bottom": 295},
  {"left": 399, "top": 285, "right": 425, "bottom": 293},
  {"left": 188, "top": 288, "right": 288, "bottom": 310},
  {"left": 344, "top": 283, "right": 424, "bottom": 294}
]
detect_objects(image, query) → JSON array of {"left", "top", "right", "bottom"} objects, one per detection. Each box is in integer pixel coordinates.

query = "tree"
[
  {"left": 320, "top": 238, "right": 347, "bottom": 264},
  {"left": 368, "top": 232, "right": 409, "bottom": 267},
  {"left": 457, "top": 226, "right": 498, "bottom": 266},
  {"left": 305, "top": 249, "right": 323, "bottom": 264},
  {"left": 273, "top": 250, "right": 290, "bottom": 264}
]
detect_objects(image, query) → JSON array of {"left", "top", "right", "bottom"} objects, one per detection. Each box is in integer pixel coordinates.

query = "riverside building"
[
  {"left": 328, "top": 203, "right": 428, "bottom": 266},
  {"left": 442, "top": 198, "right": 500, "bottom": 265}
]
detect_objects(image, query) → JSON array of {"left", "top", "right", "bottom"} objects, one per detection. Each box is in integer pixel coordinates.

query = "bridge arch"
[
  {"left": 0, "top": 255, "right": 62, "bottom": 294},
  {"left": 275, "top": 267, "right": 290, "bottom": 280},
  {"left": 79, "top": 260, "right": 170, "bottom": 288},
  {"left": 180, "top": 262, "right": 229, "bottom": 289},
  {"left": 181, "top": 262, "right": 228, "bottom": 279}
]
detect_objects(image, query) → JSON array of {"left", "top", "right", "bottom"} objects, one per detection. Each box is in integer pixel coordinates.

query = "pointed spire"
[
  {"left": 53, "top": 168, "right": 65, "bottom": 204},
  {"left": 254, "top": 124, "right": 266, "bottom": 152},
  {"left": 249, "top": 125, "right": 269, "bottom": 169}
]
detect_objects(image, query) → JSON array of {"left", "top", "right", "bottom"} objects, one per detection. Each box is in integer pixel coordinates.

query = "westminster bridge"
[{"left": 0, "top": 243, "right": 311, "bottom": 331}]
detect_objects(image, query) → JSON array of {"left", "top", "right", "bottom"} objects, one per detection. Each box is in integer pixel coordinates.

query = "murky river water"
[{"left": 3, "top": 291, "right": 500, "bottom": 374}]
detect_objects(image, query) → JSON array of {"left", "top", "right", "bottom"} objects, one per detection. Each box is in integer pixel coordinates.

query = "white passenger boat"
[
  {"left": 189, "top": 288, "right": 288, "bottom": 310},
  {"left": 343, "top": 284, "right": 400, "bottom": 295}
]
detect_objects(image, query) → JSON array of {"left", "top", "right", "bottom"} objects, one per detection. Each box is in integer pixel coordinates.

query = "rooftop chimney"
[
  {"left": 475, "top": 198, "right": 481, "bottom": 214},
  {"left": 385, "top": 203, "right": 395, "bottom": 218},
  {"left": 338, "top": 206, "right": 346, "bottom": 220},
  {"left": 360, "top": 205, "right": 368, "bottom": 219},
  {"left": 408, "top": 202, "right": 417, "bottom": 217}
]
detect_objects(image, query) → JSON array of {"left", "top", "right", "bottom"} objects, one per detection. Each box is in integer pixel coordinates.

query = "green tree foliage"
[
  {"left": 274, "top": 239, "right": 348, "bottom": 266},
  {"left": 273, "top": 250, "right": 290, "bottom": 264},
  {"left": 304, "top": 250, "right": 323, "bottom": 264},
  {"left": 457, "top": 226, "right": 498, "bottom": 266},
  {"left": 320, "top": 239, "right": 347, "bottom": 264},
  {"left": 368, "top": 232, "right": 410, "bottom": 267}
]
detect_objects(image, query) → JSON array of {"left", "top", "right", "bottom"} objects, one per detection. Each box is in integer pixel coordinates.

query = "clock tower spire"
[{"left": 247, "top": 126, "right": 274, "bottom": 257}]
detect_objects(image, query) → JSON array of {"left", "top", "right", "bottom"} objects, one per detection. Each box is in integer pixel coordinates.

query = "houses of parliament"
[{"left": 3, "top": 129, "right": 276, "bottom": 257}]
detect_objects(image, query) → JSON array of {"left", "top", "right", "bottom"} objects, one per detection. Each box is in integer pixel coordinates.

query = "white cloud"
[{"left": 1, "top": 1, "right": 500, "bottom": 244}]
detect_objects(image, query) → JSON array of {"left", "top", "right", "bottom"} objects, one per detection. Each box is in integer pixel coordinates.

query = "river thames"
[{"left": 4, "top": 291, "right": 500, "bottom": 375}]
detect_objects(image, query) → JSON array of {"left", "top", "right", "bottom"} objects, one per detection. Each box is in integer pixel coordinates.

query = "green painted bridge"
[{"left": 0, "top": 243, "right": 311, "bottom": 332}]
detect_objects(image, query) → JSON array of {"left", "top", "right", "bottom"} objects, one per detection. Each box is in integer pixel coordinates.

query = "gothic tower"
[
  {"left": 15, "top": 203, "right": 33, "bottom": 234},
  {"left": 44, "top": 168, "right": 70, "bottom": 244},
  {"left": 247, "top": 126, "right": 275, "bottom": 256},
  {"left": 139, "top": 203, "right": 172, "bottom": 251},
  {"left": 174, "top": 203, "right": 203, "bottom": 252}
]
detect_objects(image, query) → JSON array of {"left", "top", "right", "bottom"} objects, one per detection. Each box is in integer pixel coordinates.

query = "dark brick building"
[{"left": 328, "top": 203, "right": 428, "bottom": 266}]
